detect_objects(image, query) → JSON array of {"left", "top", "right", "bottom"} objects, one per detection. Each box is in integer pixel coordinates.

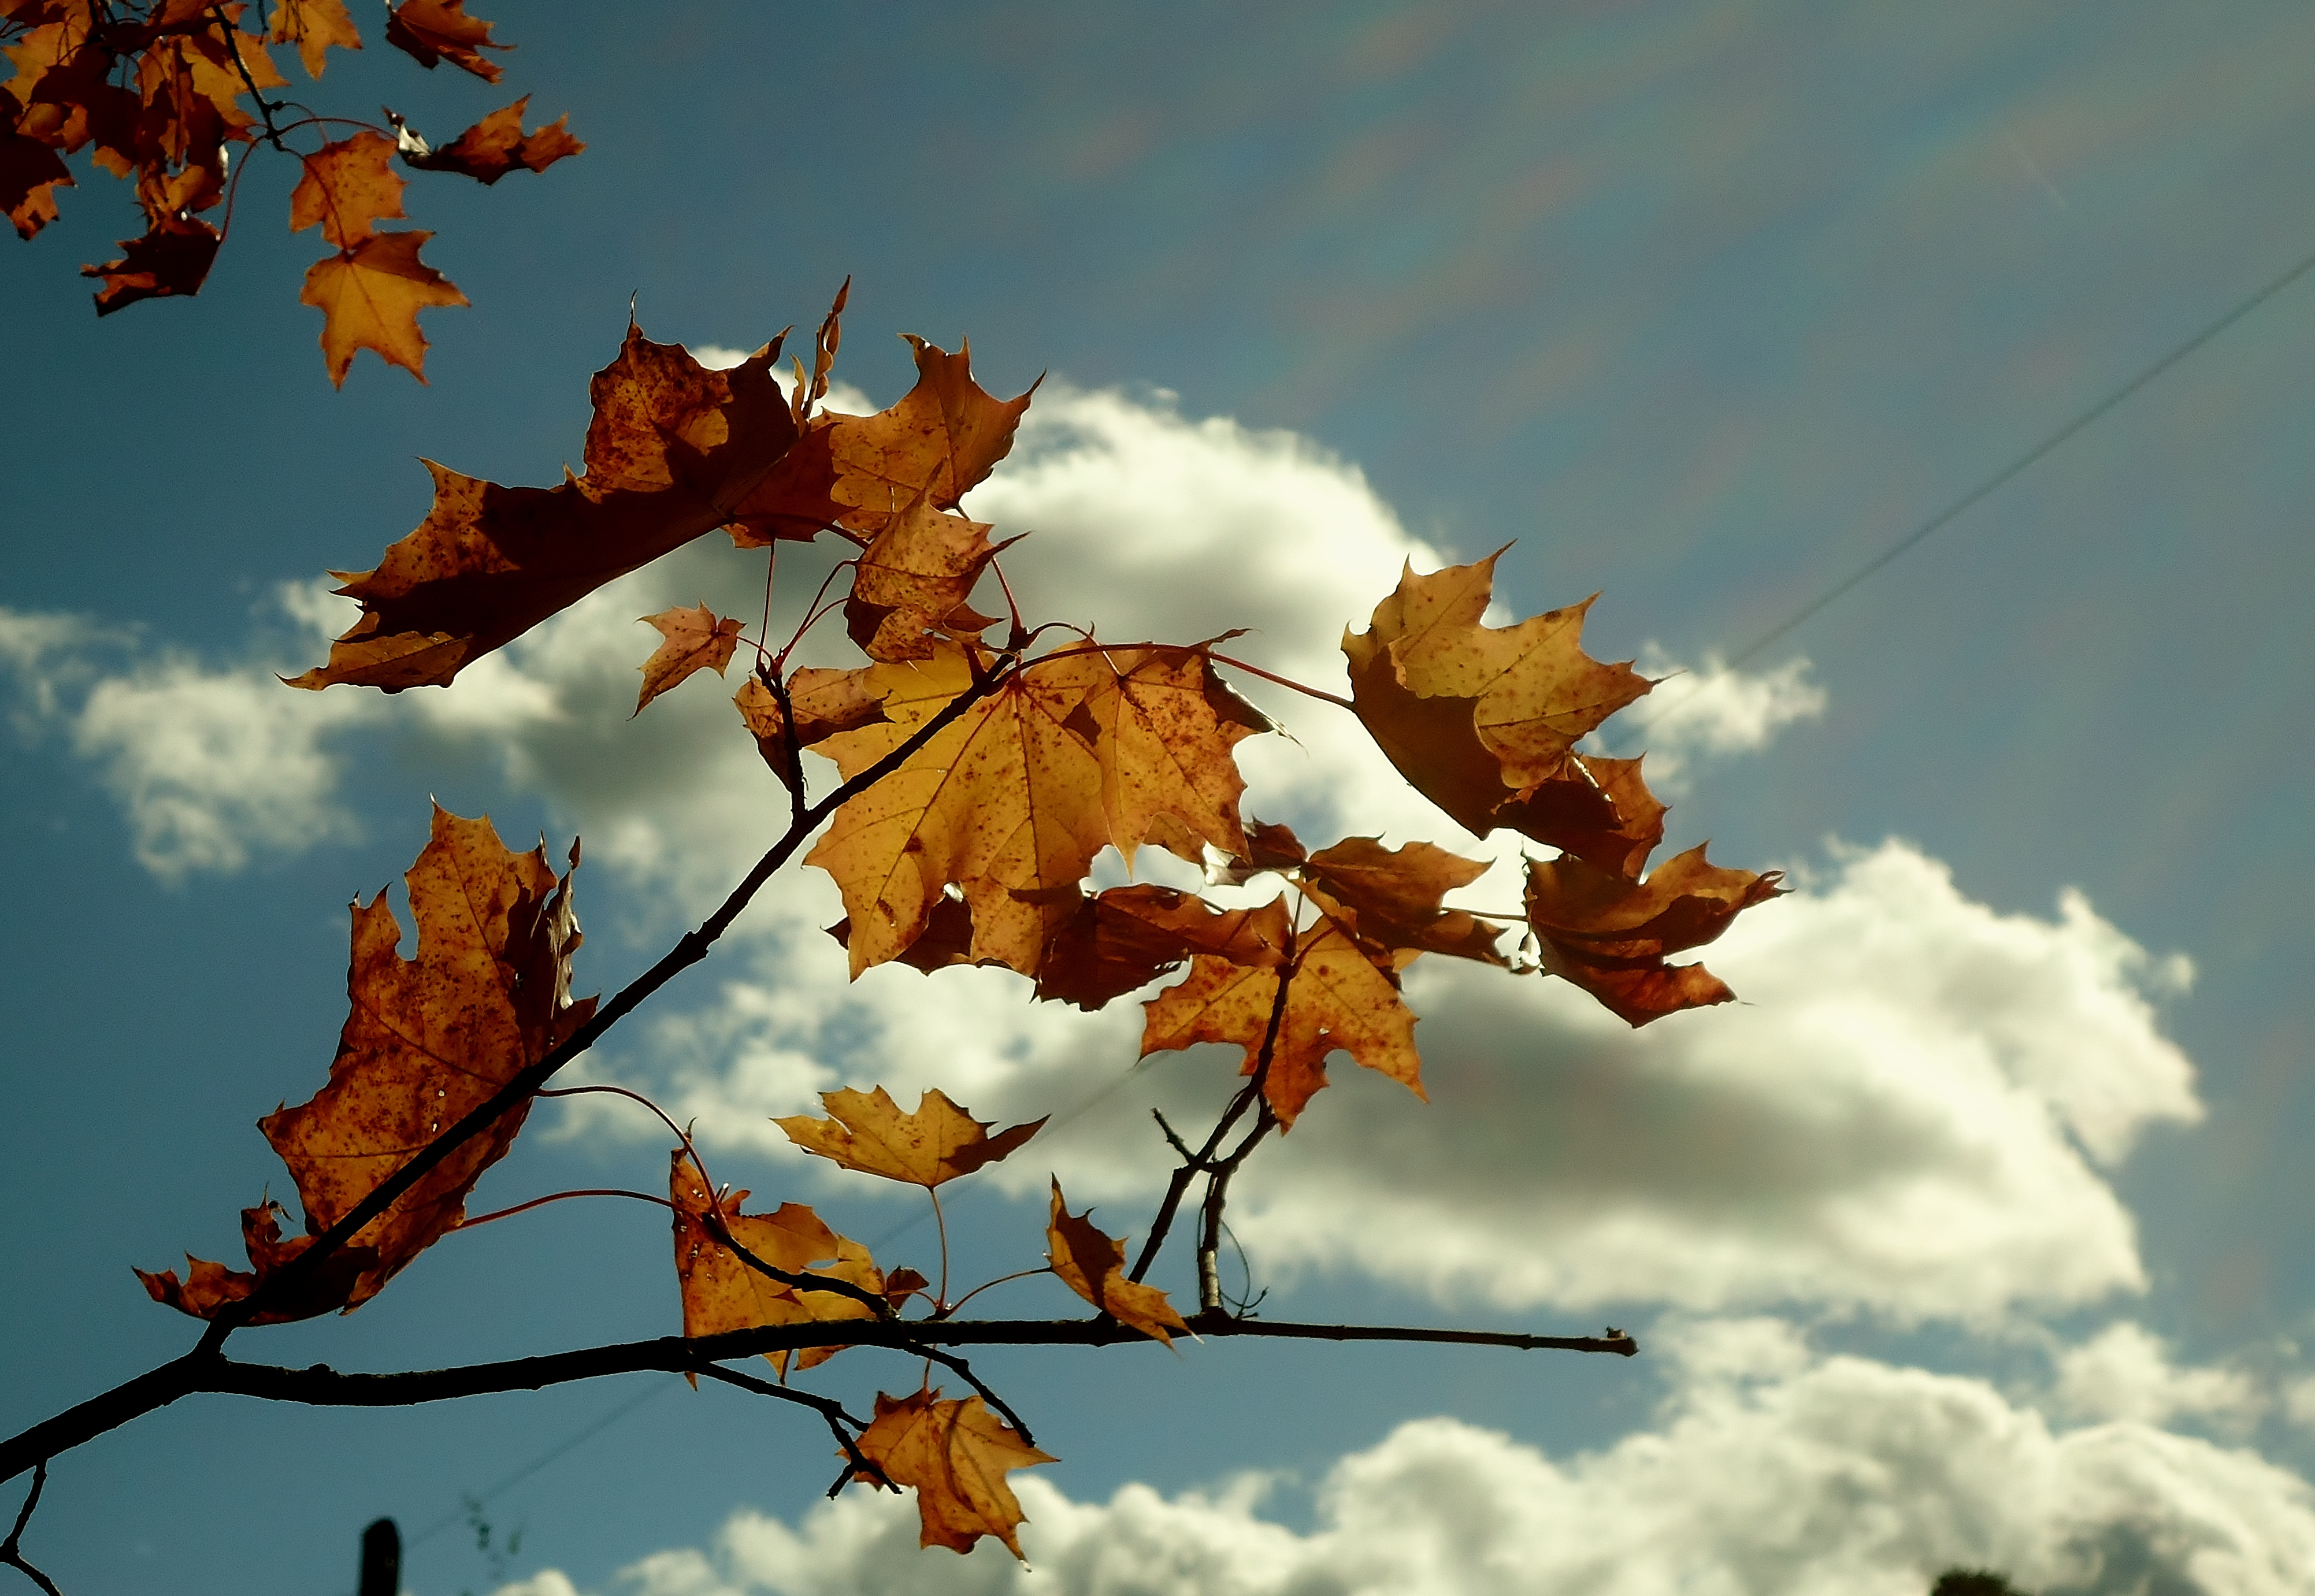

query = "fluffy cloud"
[
  {"left": 499, "top": 1324, "right": 2315, "bottom": 1596},
  {"left": 1606, "top": 645, "right": 1827, "bottom": 795},
  {"left": 5, "top": 385, "right": 2193, "bottom": 1328},
  {"left": 2053, "top": 1323, "right": 2263, "bottom": 1433}
]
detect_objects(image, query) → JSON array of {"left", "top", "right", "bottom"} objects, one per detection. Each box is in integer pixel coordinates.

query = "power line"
[
  {"left": 1717, "top": 238, "right": 2315, "bottom": 673},
  {"left": 405, "top": 1375, "right": 682, "bottom": 1550}
]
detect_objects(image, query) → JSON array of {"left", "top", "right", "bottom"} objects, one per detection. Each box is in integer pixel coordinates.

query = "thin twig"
[
  {"left": 913, "top": 1346, "right": 1036, "bottom": 1445},
  {"left": 208, "top": 6, "right": 285, "bottom": 150},
  {"left": 1, "top": 1460, "right": 61, "bottom": 1596},
  {"left": 690, "top": 1365, "right": 886, "bottom": 1491},
  {"left": 458, "top": 1189, "right": 673, "bottom": 1229}
]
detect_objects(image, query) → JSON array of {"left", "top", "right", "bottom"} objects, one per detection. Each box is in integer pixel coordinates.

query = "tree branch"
[
  {"left": 1, "top": 1460, "right": 61, "bottom": 1596},
  {"left": 196, "top": 653, "right": 1019, "bottom": 1349},
  {"left": 0, "top": 1316, "right": 1635, "bottom": 1483}
]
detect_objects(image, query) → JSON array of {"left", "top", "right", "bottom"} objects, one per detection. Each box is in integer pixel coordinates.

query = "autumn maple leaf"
[
  {"left": 290, "top": 325, "right": 802, "bottom": 689},
  {"left": 1032, "top": 884, "right": 1290, "bottom": 1010},
  {"left": 396, "top": 94, "right": 581, "bottom": 184},
  {"left": 1523, "top": 844, "right": 1783, "bottom": 1025},
  {"left": 299, "top": 228, "right": 468, "bottom": 385},
  {"left": 142, "top": 805, "right": 593, "bottom": 1320},
  {"left": 726, "top": 335, "right": 1037, "bottom": 547},
  {"left": 732, "top": 669, "right": 888, "bottom": 788},
  {"left": 1045, "top": 1181, "right": 1188, "bottom": 1345},
  {"left": 266, "top": 0, "right": 362, "bottom": 79},
  {"left": 1344, "top": 553, "right": 1665, "bottom": 875},
  {"left": 383, "top": 0, "right": 506, "bottom": 82},
  {"left": 852, "top": 1387, "right": 1056, "bottom": 1559},
  {"left": 777, "top": 1087, "right": 1045, "bottom": 1189},
  {"left": 667, "top": 1152, "right": 885, "bottom": 1378},
  {"left": 633, "top": 602, "right": 743, "bottom": 715},
  {"left": 290, "top": 131, "right": 405, "bottom": 249},
  {"left": 1141, "top": 911, "right": 1422, "bottom": 1127}
]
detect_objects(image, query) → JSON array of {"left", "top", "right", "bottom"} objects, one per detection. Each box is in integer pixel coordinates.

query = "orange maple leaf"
[
  {"left": 142, "top": 806, "right": 592, "bottom": 1320},
  {"left": 843, "top": 498, "right": 1012, "bottom": 662},
  {"left": 1523, "top": 844, "right": 1783, "bottom": 1025},
  {"left": 668, "top": 1152, "right": 886, "bottom": 1379},
  {"left": 290, "top": 325, "right": 801, "bottom": 688},
  {"left": 1344, "top": 553, "right": 1666, "bottom": 875},
  {"left": 1045, "top": 1180, "right": 1188, "bottom": 1345},
  {"left": 1141, "top": 912, "right": 1422, "bottom": 1128},
  {"left": 383, "top": 0, "right": 505, "bottom": 82},
  {"left": 727, "top": 335, "right": 1036, "bottom": 547},
  {"left": 805, "top": 640, "right": 1112, "bottom": 977},
  {"left": 633, "top": 602, "right": 743, "bottom": 715},
  {"left": 266, "top": 0, "right": 361, "bottom": 78},
  {"left": 776, "top": 1087, "right": 1045, "bottom": 1190},
  {"left": 289, "top": 131, "right": 405, "bottom": 249},
  {"left": 851, "top": 1387, "right": 1056, "bottom": 1559},
  {"left": 398, "top": 94, "right": 581, "bottom": 184},
  {"left": 299, "top": 228, "right": 468, "bottom": 385}
]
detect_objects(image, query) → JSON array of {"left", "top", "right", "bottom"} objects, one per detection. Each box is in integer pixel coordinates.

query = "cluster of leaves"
[
  {"left": 110, "top": 291, "right": 1779, "bottom": 1561},
  {"left": 2, "top": 0, "right": 577, "bottom": 381}
]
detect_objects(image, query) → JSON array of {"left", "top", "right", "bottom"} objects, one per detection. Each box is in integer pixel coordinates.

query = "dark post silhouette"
[{"left": 358, "top": 1517, "right": 400, "bottom": 1596}]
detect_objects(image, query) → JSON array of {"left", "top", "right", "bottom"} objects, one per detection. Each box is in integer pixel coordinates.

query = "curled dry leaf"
[
  {"left": 1344, "top": 553, "right": 1665, "bottom": 876},
  {"left": 383, "top": 0, "right": 506, "bottom": 82},
  {"left": 299, "top": 228, "right": 468, "bottom": 386},
  {"left": 1141, "top": 915, "right": 1422, "bottom": 1128},
  {"left": 290, "top": 325, "right": 800, "bottom": 689},
  {"left": 844, "top": 498, "right": 1010, "bottom": 662},
  {"left": 851, "top": 1387, "right": 1056, "bottom": 1560},
  {"left": 668, "top": 1152, "right": 884, "bottom": 1379},
  {"left": 136, "top": 1200, "right": 373, "bottom": 1326},
  {"left": 776, "top": 1086, "right": 1045, "bottom": 1190},
  {"left": 140, "top": 805, "right": 593, "bottom": 1320},
  {"left": 1033, "top": 884, "right": 1290, "bottom": 1010},
  {"left": 82, "top": 214, "right": 218, "bottom": 312},
  {"left": 732, "top": 669, "right": 888, "bottom": 786},
  {"left": 1300, "top": 836, "right": 1506, "bottom": 966},
  {"left": 633, "top": 602, "right": 743, "bottom": 715},
  {"left": 1523, "top": 844, "right": 1784, "bottom": 1025},
  {"left": 398, "top": 94, "right": 582, "bottom": 184},
  {"left": 1045, "top": 1180, "right": 1188, "bottom": 1345}
]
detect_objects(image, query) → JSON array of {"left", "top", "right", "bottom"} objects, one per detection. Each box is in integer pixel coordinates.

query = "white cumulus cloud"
[{"left": 499, "top": 1327, "right": 2315, "bottom": 1596}]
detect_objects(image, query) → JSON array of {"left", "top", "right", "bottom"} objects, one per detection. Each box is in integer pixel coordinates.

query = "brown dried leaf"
[
  {"left": 384, "top": 0, "right": 506, "bottom": 81},
  {"left": 134, "top": 1200, "right": 374, "bottom": 1326},
  {"left": 1302, "top": 836, "right": 1505, "bottom": 966},
  {"left": 399, "top": 94, "right": 582, "bottom": 183},
  {"left": 633, "top": 602, "right": 743, "bottom": 715},
  {"left": 1344, "top": 554, "right": 1661, "bottom": 873},
  {"left": 81, "top": 214, "right": 218, "bottom": 313},
  {"left": 1523, "top": 844, "right": 1783, "bottom": 1025},
  {"left": 775, "top": 1086, "right": 1044, "bottom": 1190},
  {"left": 143, "top": 806, "right": 592, "bottom": 1320},
  {"left": 852, "top": 1387, "right": 1056, "bottom": 1559},
  {"left": 290, "top": 325, "right": 800, "bottom": 688},
  {"left": 299, "top": 228, "right": 467, "bottom": 385},
  {"left": 1033, "top": 885, "right": 1290, "bottom": 1010},
  {"left": 843, "top": 498, "right": 1007, "bottom": 661},
  {"left": 1045, "top": 1180, "right": 1188, "bottom": 1345}
]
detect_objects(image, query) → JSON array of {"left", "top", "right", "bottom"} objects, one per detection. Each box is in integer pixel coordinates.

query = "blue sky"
[{"left": 5, "top": 3, "right": 2315, "bottom": 1593}]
